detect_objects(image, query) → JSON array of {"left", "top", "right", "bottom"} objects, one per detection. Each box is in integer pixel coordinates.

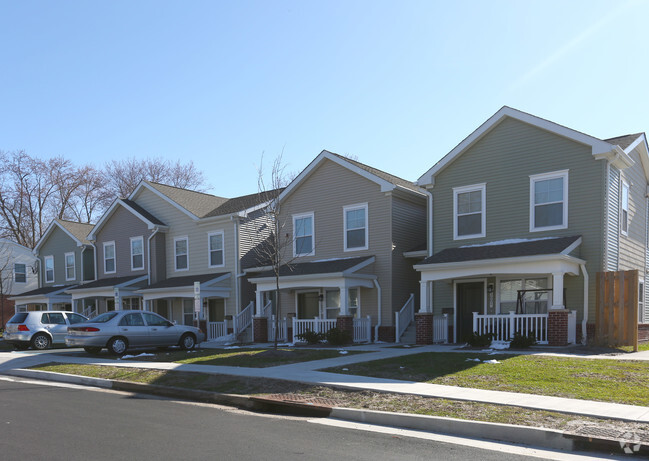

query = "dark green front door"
[
  {"left": 297, "top": 292, "right": 320, "bottom": 319},
  {"left": 457, "top": 282, "right": 484, "bottom": 342}
]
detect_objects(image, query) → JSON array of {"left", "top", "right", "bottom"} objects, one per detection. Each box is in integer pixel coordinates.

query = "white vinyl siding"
[
  {"left": 343, "top": 203, "right": 368, "bottom": 251},
  {"left": 14, "top": 263, "right": 26, "bottom": 284},
  {"left": 453, "top": 183, "right": 486, "bottom": 240},
  {"left": 44, "top": 255, "right": 54, "bottom": 283},
  {"left": 293, "top": 213, "right": 314, "bottom": 257},
  {"left": 130, "top": 236, "right": 144, "bottom": 271},
  {"left": 606, "top": 166, "right": 621, "bottom": 271},
  {"left": 530, "top": 170, "right": 568, "bottom": 231},
  {"left": 103, "top": 242, "right": 116, "bottom": 274},
  {"left": 174, "top": 236, "right": 189, "bottom": 271},
  {"left": 621, "top": 181, "right": 629, "bottom": 236},
  {"left": 64, "top": 252, "right": 75, "bottom": 281},
  {"left": 208, "top": 231, "right": 224, "bottom": 268}
]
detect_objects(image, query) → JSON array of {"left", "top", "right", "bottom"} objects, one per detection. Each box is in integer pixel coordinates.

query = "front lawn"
[{"left": 325, "top": 352, "right": 649, "bottom": 406}]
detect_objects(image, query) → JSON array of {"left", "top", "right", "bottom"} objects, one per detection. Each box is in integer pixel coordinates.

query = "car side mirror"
[{"left": 168, "top": 321, "right": 175, "bottom": 327}]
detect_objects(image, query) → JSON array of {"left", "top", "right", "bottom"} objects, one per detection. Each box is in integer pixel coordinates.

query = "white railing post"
[
  {"left": 292, "top": 317, "right": 297, "bottom": 343},
  {"left": 366, "top": 315, "right": 371, "bottom": 343},
  {"left": 395, "top": 311, "right": 400, "bottom": 343},
  {"left": 472, "top": 312, "right": 478, "bottom": 335},
  {"left": 509, "top": 311, "right": 516, "bottom": 340}
]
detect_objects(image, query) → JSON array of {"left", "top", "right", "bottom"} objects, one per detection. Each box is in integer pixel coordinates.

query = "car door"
[
  {"left": 42, "top": 313, "right": 69, "bottom": 344},
  {"left": 117, "top": 313, "right": 148, "bottom": 348},
  {"left": 142, "top": 312, "right": 177, "bottom": 346}
]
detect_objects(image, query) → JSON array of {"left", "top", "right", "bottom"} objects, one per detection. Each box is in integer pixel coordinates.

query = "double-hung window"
[
  {"left": 293, "top": 213, "right": 314, "bottom": 257},
  {"left": 130, "top": 236, "right": 144, "bottom": 270},
  {"left": 621, "top": 181, "right": 629, "bottom": 236},
  {"left": 530, "top": 171, "right": 568, "bottom": 231},
  {"left": 208, "top": 231, "right": 224, "bottom": 267},
  {"left": 14, "top": 263, "right": 26, "bottom": 284},
  {"left": 65, "top": 252, "right": 75, "bottom": 281},
  {"left": 344, "top": 204, "right": 368, "bottom": 251},
  {"left": 44, "top": 256, "right": 54, "bottom": 283},
  {"left": 175, "top": 236, "right": 189, "bottom": 271},
  {"left": 453, "top": 184, "right": 486, "bottom": 239},
  {"left": 104, "top": 242, "right": 116, "bottom": 274}
]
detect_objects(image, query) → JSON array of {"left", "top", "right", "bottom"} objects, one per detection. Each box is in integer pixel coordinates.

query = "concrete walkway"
[{"left": 1, "top": 343, "right": 649, "bottom": 423}]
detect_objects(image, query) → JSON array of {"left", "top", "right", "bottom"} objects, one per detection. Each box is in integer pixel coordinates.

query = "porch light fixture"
[{"left": 487, "top": 284, "right": 494, "bottom": 294}]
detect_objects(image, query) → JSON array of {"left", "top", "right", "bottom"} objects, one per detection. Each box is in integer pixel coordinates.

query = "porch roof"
[
  {"left": 10, "top": 285, "right": 75, "bottom": 304},
  {"left": 138, "top": 272, "right": 230, "bottom": 291},
  {"left": 136, "top": 272, "right": 231, "bottom": 301},
  {"left": 66, "top": 275, "right": 148, "bottom": 292},
  {"left": 251, "top": 256, "right": 374, "bottom": 279}
]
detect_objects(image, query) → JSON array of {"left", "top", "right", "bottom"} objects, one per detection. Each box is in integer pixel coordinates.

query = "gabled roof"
[
  {"left": 604, "top": 133, "right": 644, "bottom": 150},
  {"left": 250, "top": 256, "right": 375, "bottom": 279},
  {"left": 87, "top": 198, "right": 167, "bottom": 241},
  {"left": 417, "top": 106, "right": 631, "bottom": 186},
  {"left": 139, "top": 272, "right": 230, "bottom": 290},
  {"left": 203, "top": 188, "right": 284, "bottom": 218},
  {"left": 34, "top": 219, "right": 94, "bottom": 251},
  {"left": 11, "top": 284, "right": 76, "bottom": 298},
  {"left": 137, "top": 181, "right": 228, "bottom": 219},
  {"left": 66, "top": 275, "right": 147, "bottom": 291},
  {"left": 280, "top": 150, "right": 426, "bottom": 202}
]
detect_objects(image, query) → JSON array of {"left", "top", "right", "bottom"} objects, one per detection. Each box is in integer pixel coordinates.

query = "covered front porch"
[
  {"left": 66, "top": 275, "right": 149, "bottom": 318},
  {"left": 415, "top": 236, "right": 587, "bottom": 345},
  {"left": 10, "top": 285, "right": 76, "bottom": 313}
]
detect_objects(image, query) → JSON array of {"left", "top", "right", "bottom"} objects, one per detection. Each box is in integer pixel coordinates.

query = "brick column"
[
  {"left": 336, "top": 315, "right": 354, "bottom": 343},
  {"left": 197, "top": 319, "right": 207, "bottom": 336},
  {"left": 415, "top": 312, "right": 433, "bottom": 345},
  {"left": 253, "top": 316, "right": 268, "bottom": 343},
  {"left": 548, "top": 310, "right": 569, "bottom": 346}
]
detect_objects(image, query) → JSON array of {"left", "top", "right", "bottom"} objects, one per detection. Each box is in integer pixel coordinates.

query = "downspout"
[
  {"left": 425, "top": 187, "right": 433, "bottom": 257},
  {"left": 373, "top": 279, "right": 382, "bottom": 342},
  {"left": 580, "top": 264, "right": 589, "bottom": 345},
  {"left": 147, "top": 227, "right": 160, "bottom": 286},
  {"left": 80, "top": 246, "right": 85, "bottom": 284},
  {"left": 231, "top": 216, "right": 240, "bottom": 313},
  {"left": 90, "top": 241, "right": 97, "bottom": 282}
]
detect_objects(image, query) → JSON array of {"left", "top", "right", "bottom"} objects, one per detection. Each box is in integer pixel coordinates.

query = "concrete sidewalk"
[{"left": 1, "top": 343, "right": 648, "bottom": 423}]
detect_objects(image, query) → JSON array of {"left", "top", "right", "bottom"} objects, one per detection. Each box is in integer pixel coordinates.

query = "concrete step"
[{"left": 398, "top": 324, "right": 417, "bottom": 344}]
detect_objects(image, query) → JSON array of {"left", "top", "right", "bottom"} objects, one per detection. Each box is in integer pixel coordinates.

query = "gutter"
[
  {"left": 580, "top": 264, "right": 589, "bottom": 344},
  {"left": 424, "top": 187, "right": 433, "bottom": 257},
  {"left": 232, "top": 216, "right": 240, "bottom": 314},
  {"left": 147, "top": 227, "right": 160, "bottom": 287},
  {"left": 373, "top": 279, "right": 382, "bottom": 342}
]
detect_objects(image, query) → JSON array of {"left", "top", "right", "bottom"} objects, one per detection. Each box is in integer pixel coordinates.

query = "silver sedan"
[{"left": 66, "top": 310, "right": 205, "bottom": 355}]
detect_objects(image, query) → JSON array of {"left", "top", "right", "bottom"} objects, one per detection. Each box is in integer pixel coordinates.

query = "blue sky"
[{"left": 1, "top": 0, "right": 647, "bottom": 196}]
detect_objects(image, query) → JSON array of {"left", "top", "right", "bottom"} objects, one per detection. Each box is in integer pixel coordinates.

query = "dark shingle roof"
[
  {"left": 141, "top": 273, "right": 229, "bottom": 290},
  {"left": 66, "top": 275, "right": 147, "bottom": 291},
  {"left": 204, "top": 188, "right": 284, "bottom": 218},
  {"left": 420, "top": 236, "right": 581, "bottom": 265},
  {"left": 12, "top": 285, "right": 75, "bottom": 297},
  {"left": 145, "top": 181, "right": 229, "bottom": 218},
  {"left": 252, "top": 256, "right": 374, "bottom": 278},
  {"left": 121, "top": 199, "right": 166, "bottom": 226},
  {"left": 57, "top": 219, "right": 94, "bottom": 245},
  {"left": 604, "top": 133, "right": 644, "bottom": 150}
]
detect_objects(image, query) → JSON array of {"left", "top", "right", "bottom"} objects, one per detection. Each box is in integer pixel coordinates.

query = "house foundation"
[{"left": 253, "top": 316, "right": 268, "bottom": 343}]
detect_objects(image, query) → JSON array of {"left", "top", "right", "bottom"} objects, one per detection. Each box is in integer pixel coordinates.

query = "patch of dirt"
[{"left": 254, "top": 350, "right": 301, "bottom": 359}]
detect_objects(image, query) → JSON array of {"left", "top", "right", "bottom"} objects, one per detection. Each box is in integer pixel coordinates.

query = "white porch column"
[
  {"left": 47, "top": 300, "right": 53, "bottom": 311},
  {"left": 419, "top": 280, "right": 430, "bottom": 313},
  {"left": 255, "top": 290, "right": 263, "bottom": 316},
  {"left": 551, "top": 272, "right": 565, "bottom": 309},
  {"left": 339, "top": 285, "right": 349, "bottom": 315}
]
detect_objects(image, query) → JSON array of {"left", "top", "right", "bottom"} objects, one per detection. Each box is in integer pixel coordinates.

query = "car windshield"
[
  {"left": 8, "top": 313, "right": 28, "bottom": 324},
  {"left": 91, "top": 312, "right": 119, "bottom": 323}
]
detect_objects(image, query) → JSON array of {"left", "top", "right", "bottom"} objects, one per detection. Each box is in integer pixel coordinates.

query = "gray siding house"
[
  {"left": 248, "top": 150, "right": 427, "bottom": 342},
  {"left": 415, "top": 107, "right": 649, "bottom": 345}
]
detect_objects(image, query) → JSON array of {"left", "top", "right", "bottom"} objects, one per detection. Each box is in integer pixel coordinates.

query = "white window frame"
[
  {"left": 293, "top": 212, "right": 315, "bottom": 257},
  {"left": 348, "top": 287, "right": 361, "bottom": 318},
  {"left": 44, "top": 255, "right": 54, "bottom": 283},
  {"left": 103, "top": 241, "right": 116, "bottom": 274},
  {"left": 14, "top": 263, "right": 26, "bottom": 284},
  {"left": 343, "top": 203, "right": 369, "bottom": 251},
  {"left": 529, "top": 170, "right": 569, "bottom": 232},
  {"left": 130, "top": 236, "right": 145, "bottom": 271},
  {"left": 207, "top": 231, "right": 225, "bottom": 268},
  {"left": 453, "top": 183, "right": 486, "bottom": 240},
  {"left": 174, "top": 236, "right": 189, "bottom": 272},
  {"left": 64, "top": 252, "right": 76, "bottom": 281},
  {"left": 621, "top": 180, "right": 629, "bottom": 236}
]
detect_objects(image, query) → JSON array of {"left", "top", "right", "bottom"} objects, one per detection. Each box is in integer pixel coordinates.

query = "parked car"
[
  {"left": 4, "top": 311, "right": 89, "bottom": 350},
  {"left": 66, "top": 310, "right": 205, "bottom": 355}
]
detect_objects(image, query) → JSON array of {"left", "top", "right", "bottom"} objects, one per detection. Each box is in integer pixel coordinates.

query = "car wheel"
[
  {"left": 107, "top": 337, "right": 128, "bottom": 356},
  {"left": 179, "top": 333, "right": 196, "bottom": 350},
  {"left": 83, "top": 346, "right": 102, "bottom": 354},
  {"left": 32, "top": 333, "right": 52, "bottom": 350}
]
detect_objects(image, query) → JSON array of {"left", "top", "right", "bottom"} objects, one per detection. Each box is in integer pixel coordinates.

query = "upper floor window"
[
  {"left": 453, "top": 184, "right": 486, "bottom": 239},
  {"left": 14, "top": 263, "right": 26, "bottom": 284},
  {"left": 104, "top": 242, "right": 116, "bottom": 274},
  {"left": 344, "top": 204, "right": 368, "bottom": 251},
  {"left": 175, "top": 236, "right": 189, "bottom": 271},
  {"left": 65, "top": 252, "right": 75, "bottom": 281},
  {"left": 293, "top": 213, "right": 314, "bottom": 257},
  {"left": 44, "top": 256, "right": 54, "bottom": 283},
  {"left": 208, "top": 231, "right": 224, "bottom": 267},
  {"left": 530, "top": 170, "right": 568, "bottom": 231},
  {"left": 621, "top": 181, "right": 629, "bottom": 236},
  {"left": 130, "top": 236, "right": 144, "bottom": 270}
]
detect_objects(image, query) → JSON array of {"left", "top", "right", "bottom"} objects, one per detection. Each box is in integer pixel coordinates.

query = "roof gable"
[
  {"left": 34, "top": 219, "right": 93, "bottom": 251},
  {"left": 87, "top": 199, "right": 166, "bottom": 241},
  {"left": 129, "top": 181, "right": 228, "bottom": 219}
]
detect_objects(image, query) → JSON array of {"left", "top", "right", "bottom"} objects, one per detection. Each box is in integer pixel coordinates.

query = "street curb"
[{"left": 6, "top": 368, "right": 647, "bottom": 456}]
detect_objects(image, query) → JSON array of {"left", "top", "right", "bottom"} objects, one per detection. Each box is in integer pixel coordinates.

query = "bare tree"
[
  {"left": 105, "top": 157, "right": 208, "bottom": 198},
  {"left": 0, "top": 242, "right": 15, "bottom": 329},
  {"left": 67, "top": 166, "right": 113, "bottom": 223}
]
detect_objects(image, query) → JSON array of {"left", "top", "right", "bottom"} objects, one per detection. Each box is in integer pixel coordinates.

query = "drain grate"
[
  {"left": 574, "top": 426, "right": 649, "bottom": 444},
  {"left": 261, "top": 393, "right": 341, "bottom": 408}
]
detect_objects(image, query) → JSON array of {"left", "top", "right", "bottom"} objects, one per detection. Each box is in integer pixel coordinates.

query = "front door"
[
  {"left": 456, "top": 282, "right": 484, "bottom": 342},
  {"left": 297, "top": 292, "right": 320, "bottom": 319}
]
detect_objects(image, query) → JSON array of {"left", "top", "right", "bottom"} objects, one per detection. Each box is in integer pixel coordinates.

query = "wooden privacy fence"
[{"left": 595, "top": 270, "right": 638, "bottom": 351}]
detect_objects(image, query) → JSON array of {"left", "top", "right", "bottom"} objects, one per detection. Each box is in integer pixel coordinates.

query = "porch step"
[{"left": 398, "top": 324, "right": 417, "bottom": 344}]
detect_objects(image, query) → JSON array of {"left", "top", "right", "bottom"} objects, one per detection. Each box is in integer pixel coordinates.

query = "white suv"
[{"left": 3, "top": 311, "right": 88, "bottom": 350}]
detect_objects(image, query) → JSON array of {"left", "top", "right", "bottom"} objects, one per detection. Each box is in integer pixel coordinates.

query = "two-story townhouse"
[
  {"left": 247, "top": 150, "right": 427, "bottom": 343},
  {"left": 11, "top": 219, "right": 95, "bottom": 313},
  {"left": 128, "top": 181, "right": 281, "bottom": 340},
  {"left": 1, "top": 238, "right": 38, "bottom": 324},
  {"left": 66, "top": 199, "right": 168, "bottom": 317},
  {"left": 414, "top": 106, "right": 649, "bottom": 345}
]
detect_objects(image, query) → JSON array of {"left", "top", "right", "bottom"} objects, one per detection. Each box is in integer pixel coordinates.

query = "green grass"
[{"left": 325, "top": 352, "right": 649, "bottom": 406}]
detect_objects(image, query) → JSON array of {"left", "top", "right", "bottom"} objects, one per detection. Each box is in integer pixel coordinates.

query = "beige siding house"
[
  {"left": 248, "top": 151, "right": 427, "bottom": 342},
  {"left": 415, "top": 107, "right": 649, "bottom": 345}
]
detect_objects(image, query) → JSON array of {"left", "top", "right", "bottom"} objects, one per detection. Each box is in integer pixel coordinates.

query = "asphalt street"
[{"left": 0, "top": 377, "right": 577, "bottom": 461}]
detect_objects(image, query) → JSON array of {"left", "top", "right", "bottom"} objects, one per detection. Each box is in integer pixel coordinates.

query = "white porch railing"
[
  {"left": 473, "top": 312, "right": 549, "bottom": 344},
  {"left": 268, "top": 315, "right": 288, "bottom": 342},
  {"left": 395, "top": 293, "right": 415, "bottom": 343},
  {"left": 207, "top": 321, "right": 227, "bottom": 340},
  {"left": 567, "top": 310, "right": 577, "bottom": 344},
  {"left": 292, "top": 318, "right": 337, "bottom": 343},
  {"left": 353, "top": 316, "right": 372, "bottom": 343},
  {"left": 433, "top": 314, "right": 448, "bottom": 343},
  {"left": 233, "top": 301, "right": 254, "bottom": 337},
  {"left": 82, "top": 306, "right": 97, "bottom": 319}
]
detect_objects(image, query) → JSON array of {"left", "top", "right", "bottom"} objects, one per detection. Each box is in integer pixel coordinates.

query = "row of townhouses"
[{"left": 8, "top": 107, "right": 649, "bottom": 345}]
